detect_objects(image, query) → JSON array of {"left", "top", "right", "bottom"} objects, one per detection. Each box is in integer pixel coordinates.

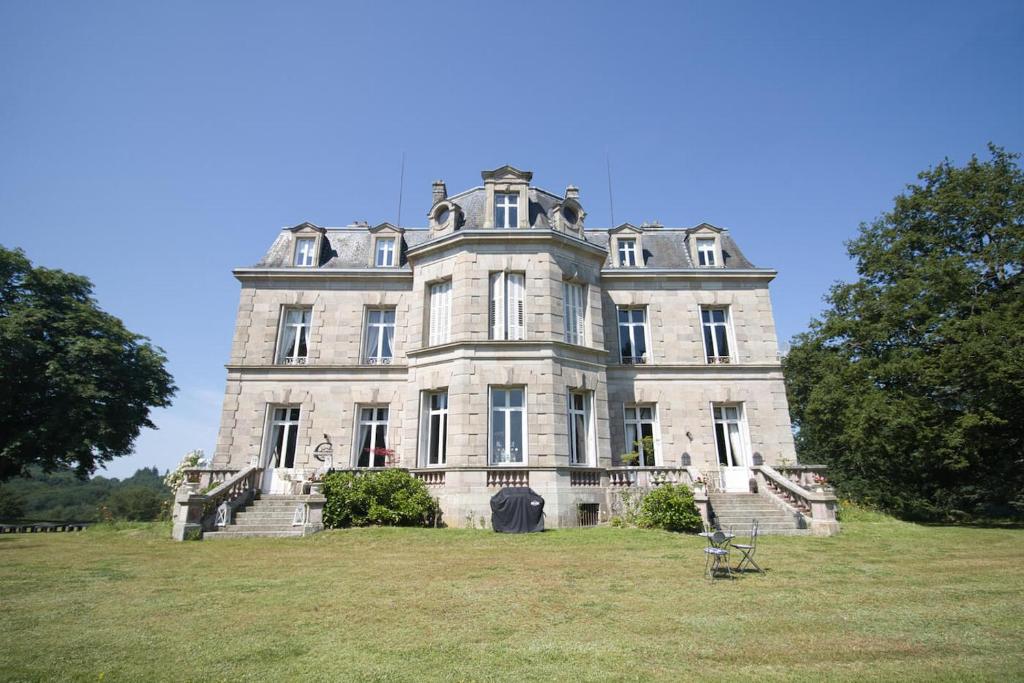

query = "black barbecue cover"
[{"left": 490, "top": 487, "right": 545, "bottom": 533}]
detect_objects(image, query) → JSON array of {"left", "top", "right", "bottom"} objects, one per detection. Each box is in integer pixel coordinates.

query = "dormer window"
[
  {"left": 294, "top": 238, "right": 316, "bottom": 267},
  {"left": 375, "top": 237, "right": 396, "bottom": 267},
  {"left": 494, "top": 193, "right": 519, "bottom": 229},
  {"left": 617, "top": 238, "right": 638, "bottom": 267},
  {"left": 697, "top": 238, "right": 716, "bottom": 267}
]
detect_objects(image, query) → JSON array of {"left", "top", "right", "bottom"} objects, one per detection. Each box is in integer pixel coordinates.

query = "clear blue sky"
[{"left": 1, "top": 1, "right": 1021, "bottom": 478}]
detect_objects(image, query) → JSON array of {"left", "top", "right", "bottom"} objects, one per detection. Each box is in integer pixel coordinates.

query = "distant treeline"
[{"left": 0, "top": 467, "right": 171, "bottom": 522}]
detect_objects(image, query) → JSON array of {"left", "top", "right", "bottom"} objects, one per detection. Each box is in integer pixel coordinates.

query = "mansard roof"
[{"left": 249, "top": 168, "right": 761, "bottom": 271}]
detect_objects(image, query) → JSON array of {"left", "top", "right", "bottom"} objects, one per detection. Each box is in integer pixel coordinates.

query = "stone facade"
[{"left": 212, "top": 165, "right": 797, "bottom": 528}]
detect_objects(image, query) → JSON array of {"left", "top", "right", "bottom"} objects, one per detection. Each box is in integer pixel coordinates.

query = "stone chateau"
[{"left": 182, "top": 165, "right": 838, "bottom": 537}]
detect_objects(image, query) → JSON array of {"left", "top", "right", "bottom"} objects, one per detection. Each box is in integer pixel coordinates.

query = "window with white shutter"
[
  {"left": 562, "top": 281, "right": 585, "bottom": 345},
  {"left": 489, "top": 272, "right": 526, "bottom": 340},
  {"left": 429, "top": 281, "right": 451, "bottom": 346}
]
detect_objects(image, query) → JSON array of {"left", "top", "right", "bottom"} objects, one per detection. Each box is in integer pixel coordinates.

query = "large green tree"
[
  {"left": 0, "top": 247, "right": 176, "bottom": 481},
  {"left": 784, "top": 145, "right": 1024, "bottom": 520}
]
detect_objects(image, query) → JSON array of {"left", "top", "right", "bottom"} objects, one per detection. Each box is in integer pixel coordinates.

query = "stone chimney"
[
  {"left": 432, "top": 180, "right": 447, "bottom": 204},
  {"left": 565, "top": 184, "right": 579, "bottom": 200}
]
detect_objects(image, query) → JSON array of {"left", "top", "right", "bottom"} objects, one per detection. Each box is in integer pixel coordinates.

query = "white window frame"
[
  {"left": 494, "top": 192, "right": 519, "bottom": 229},
  {"left": 375, "top": 237, "right": 396, "bottom": 267},
  {"left": 562, "top": 281, "right": 586, "bottom": 346},
  {"left": 617, "top": 238, "right": 638, "bottom": 267},
  {"left": 712, "top": 403, "right": 750, "bottom": 468},
  {"left": 421, "top": 390, "right": 448, "bottom": 467},
  {"left": 623, "top": 404, "right": 659, "bottom": 466},
  {"left": 264, "top": 405, "right": 301, "bottom": 469},
  {"left": 568, "top": 390, "right": 595, "bottom": 466},
  {"left": 617, "top": 306, "right": 650, "bottom": 364},
  {"left": 294, "top": 237, "right": 316, "bottom": 267},
  {"left": 364, "top": 307, "right": 396, "bottom": 365},
  {"left": 696, "top": 238, "right": 717, "bottom": 267},
  {"left": 276, "top": 306, "right": 312, "bottom": 365},
  {"left": 488, "top": 386, "right": 528, "bottom": 465},
  {"left": 700, "top": 306, "right": 735, "bottom": 364},
  {"left": 489, "top": 272, "right": 526, "bottom": 340},
  {"left": 428, "top": 280, "right": 452, "bottom": 346},
  {"left": 354, "top": 405, "right": 390, "bottom": 468}
]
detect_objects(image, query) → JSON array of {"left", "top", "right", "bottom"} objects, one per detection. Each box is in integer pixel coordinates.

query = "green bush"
[
  {"left": 322, "top": 469, "right": 440, "bottom": 528},
  {"left": 637, "top": 484, "right": 702, "bottom": 532}
]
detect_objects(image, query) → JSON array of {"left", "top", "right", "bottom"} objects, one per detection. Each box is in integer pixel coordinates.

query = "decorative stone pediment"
[
  {"left": 369, "top": 222, "right": 404, "bottom": 236},
  {"left": 287, "top": 222, "right": 326, "bottom": 235},
  {"left": 609, "top": 223, "right": 642, "bottom": 235},
  {"left": 481, "top": 165, "right": 533, "bottom": 183}
]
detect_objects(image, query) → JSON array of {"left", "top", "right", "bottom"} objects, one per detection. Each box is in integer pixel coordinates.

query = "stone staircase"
[
  {"left": 203, "top": 495, "right": 312, "bottom": 539},
  {"left": 708, "top": 492, "right": 812, "bottom": 536}
]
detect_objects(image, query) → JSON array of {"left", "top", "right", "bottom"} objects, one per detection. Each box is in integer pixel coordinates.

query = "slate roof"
[{"left": 251, "top": 183, "right": 759, "bottom": 270}]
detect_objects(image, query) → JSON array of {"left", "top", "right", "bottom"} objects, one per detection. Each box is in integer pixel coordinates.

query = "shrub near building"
[
  {"left": 638, "top": 484, "right": 703, "bottom": 532},
  {"left": 321, "top": 469, "right": 439, "bottom": 528}
]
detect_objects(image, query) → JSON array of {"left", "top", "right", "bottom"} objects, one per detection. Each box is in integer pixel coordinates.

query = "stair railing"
[
  {"left": 171, "top": 465, "right": 262, "bottom": 541},
  {"left": 751, "top": 464, "right": 839, "bottom": 535}
]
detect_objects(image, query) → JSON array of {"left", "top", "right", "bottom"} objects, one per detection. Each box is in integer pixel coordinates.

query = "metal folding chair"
[
  {"left": 732, "top": 519, "right": 764, "bottom": 574},
  {"left": 703, "top": 530, "right": 733, "bottom": 580}
]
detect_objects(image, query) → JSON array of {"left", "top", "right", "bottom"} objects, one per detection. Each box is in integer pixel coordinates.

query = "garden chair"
[
  {"left": 703, "top": 530, "right": 733, "bottom": 580},
  {"left": 732, "top": 519, "right": 764, "bottom": 574}
]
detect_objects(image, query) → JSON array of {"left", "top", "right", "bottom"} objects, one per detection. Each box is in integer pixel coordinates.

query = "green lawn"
[{"left": 1, "top": 512, "right": 1022, "bottom": 682}]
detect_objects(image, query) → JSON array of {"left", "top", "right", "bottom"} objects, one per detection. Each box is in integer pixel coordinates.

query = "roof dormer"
[
  {"left": 608, "top": 223, "right": 645, "bottom": 268},
  {"left": 687, "top": 223, "right": 725, "bottom": 268},
  {"left": 288, "top": 222, "right": 327, "bottom": 267},
  {"left": 368, "top": 222, "right": 404, "bottom": 268},
  {"left": 553, "top": 184, "right": 586, "bottom": 234},
  {"left": 482, "top": 165, "right": 532, "bottom": 229}
]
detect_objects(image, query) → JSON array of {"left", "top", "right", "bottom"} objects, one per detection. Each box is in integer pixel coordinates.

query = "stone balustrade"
[
  {"left": 752, "top": 464, "right": 839, "bottom": 535},
  {"left": 486, "top": 469, "right": 529, "bottom": 487},
  {"left": 569, "top": 469, "right": 602, "bottom": 487},
  {"left": 172, "top": 466, "right": 261, "bottom": 540},
  {"left": 182, "top": 467, "right": 240, "bottom": 490},
  {"left": 411, "top": 470, "right": 446, "bottom": 487},
  {"left": 606, "top": 467, "right": 694, "bottom": 488}
]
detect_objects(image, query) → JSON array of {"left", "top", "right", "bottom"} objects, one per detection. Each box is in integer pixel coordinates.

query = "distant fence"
[{"left": 0, "top": 521, "right": 89, "bottom": 533}]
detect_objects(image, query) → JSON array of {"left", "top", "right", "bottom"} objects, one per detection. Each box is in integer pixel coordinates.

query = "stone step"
[
  {"left": 234, "top": 511, "right": 296, "bottom": 520},
  {"left": 256, "top": 496, "right": 314, "bottom": 503},
  {"left": 215, "top": 523, "right": 301, "bottom": 533},
  {"left": 204, "top": 529, "right": 304, "bottom": 539},
  {"left": 244, "top": 507, "right": 303, "bottom": 513},
  {"left": 232, "top": 517, "right": 298, "bottom": 527}
]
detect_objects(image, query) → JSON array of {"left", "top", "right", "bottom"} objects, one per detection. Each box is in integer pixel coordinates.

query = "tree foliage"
[
  {"left": 784, "top": 145, "right": 1024, "bottom": 520},
  {"left": 0, "top": 467, "right": 170, "bottom": 521},
  {"left": 0, "top": 247, "right": 176, "bottom": 480}
]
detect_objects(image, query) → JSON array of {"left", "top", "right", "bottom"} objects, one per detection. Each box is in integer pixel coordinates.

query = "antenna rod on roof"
[
  {"left": 606, "top": 151, "right": 615, "bottom": 226},
  {"left": 396, "top": 151, "right": 406, "bottom": 228}
]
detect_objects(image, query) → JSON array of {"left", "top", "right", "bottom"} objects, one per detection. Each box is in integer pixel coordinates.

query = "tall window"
[
  {"left": 277, "top": 307, "right": 312, "bottom": 364},
  {"left": 617, "top": 238, "right": 638, "bottom": 267},
  {"left": 375, "top": 237, "right": 396, "bottom": 267},
  {"left": 424, "top": 391, "right": 448, "bottom": 466},
  {"left": 494, "top": 192, "right": 518, "bottom": 228},
  {"left": 267, "top": 407, "right": 300, "bottom": 469},
  {"left": 489, "top": 272, "right": 525, "bottom": 340},
  {"left": 701, "top": 307, "right": 732, "bottom": 364},
  {"left": 568, "top": 391, "right": 592, "bottom": 466},
  {"left": 490, "top": 387, "right": 526, "bottom": 464},
  {"left": 713, "top": 405, "right": 746, "bottom": 467},
  {"left": 623, "top": 405, "right": 657, "bottom": 466},
  {"left": 364, "top": 308, "right": 396, "bottom": 364},
  {"left": 428, "top": 281, "right": 452, "bottom": 346},
  {"left": 356, "top": 406, "right": 389, "bottom": 467},
  {"left": 697, "top": 238, "right": 716, "bottom": 266},
  {"left": 618, "top": 308, "right": 648, "bottom": 364},
  {"left": 563, "top": 281, "right": 586, "bottom": 345},
  {"left": 294, "top": 238, "right": 316, "bottom": 267}
]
